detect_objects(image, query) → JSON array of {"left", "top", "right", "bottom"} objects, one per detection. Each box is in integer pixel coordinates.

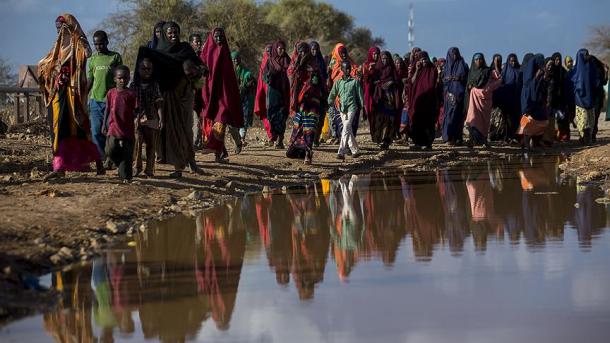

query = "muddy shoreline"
[{"left": 1, "top": 120, "right": 609, "bottom": 325}]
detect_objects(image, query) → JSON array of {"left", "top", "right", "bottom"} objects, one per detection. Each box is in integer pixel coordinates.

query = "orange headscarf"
[
  {"left": 329, "top": 43, "right": 358, "bottom": 82},
  {"left": 38, "top": 14, "right": 91, "bottom": 128}
]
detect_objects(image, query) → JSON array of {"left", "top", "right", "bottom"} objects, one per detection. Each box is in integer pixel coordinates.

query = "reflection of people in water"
[
  {"left": 330, "top": 176, "right": 364, "bottom": 281},
  {"left": 264, "top": 194, "right": 294, "bottom": 284},
  {"left": 400, "top": 174, "right": 444, "bottom": 260},
  {"left": 43, "top": 268, "right": 96, "bottom": 343},
  {"left": 574, "top": 185, "right": 606, "bottom": 248},
  {"left": 436, "top": 169, "right": 470, "bottom": 254},
  {"left": 197, "top": 205, "right": 247, "bottom": 330},
  {"left": 287, "top": 185, "right": 330, "bottom": 300},
  {"left": 466, "top": 168, "right": 498, "bottom": 251}
]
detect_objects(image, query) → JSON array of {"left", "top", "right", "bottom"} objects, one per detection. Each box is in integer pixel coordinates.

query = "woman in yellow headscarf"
[{"left": 38, "top": 14, "right": 103, "bottom": 180}]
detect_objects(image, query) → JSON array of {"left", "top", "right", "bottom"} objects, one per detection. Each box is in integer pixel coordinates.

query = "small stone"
[
  {"left": 595, "top": 197, "right": 610, "bottom": 204},
  {"left": 90, "top": 239, "right": 100, "bottom": 249},
  {"left": 58, "top": 247, "right": 72, "bottom": 258},
  {"left": 169, "top": 205, "right": 182, "bottom": 212},
  {"left": 49, "top": 254, "right": 62, "bottom": 264},
  {"left": 106, "top": 220, "right": 128, "bottom": 234},
  {"left": 587, "top": 171, "right": 602, "bottom": 180},
  {"left": 79, "top": 247, "right": 87, "bottom": 256},
  {"left": 226, "top": 181, "right": 235, "bottom": 191},
  {"left": 30, "top": 167, "right": 39, "bottom": 179},
  {"left": 168, "top": 195, "right": 178, "bottom": 204},
  {"left": 187, "top": 190, "right": 206, "bottom": 201},
  {"left": 33, "top": 238, "right": 43, "bottom": 245}
]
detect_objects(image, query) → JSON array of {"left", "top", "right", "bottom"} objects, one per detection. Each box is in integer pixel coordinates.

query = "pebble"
[
  {"left": 2, "top": 175, "right": 13, "bottom": 182},
  {"left": 139, "top": 224, "right": 147, "bottom": 232},
  {"left": 106, "top": 220, "right": 128, "bottom": 234},
  {"left": 3, "top": 266, "right": 12, "bottom": 275},
  {"left": 58, "top": 247, "right": 73, "bottom": 258},
  {"left": 169, "top": 205, "right": 182, "bottom": 212},
  {"left": 90, "top": 239, "right": 100, "bottom": 249},
  {"left": 187, "top": 190, "right": 207, "bottom": 201}
]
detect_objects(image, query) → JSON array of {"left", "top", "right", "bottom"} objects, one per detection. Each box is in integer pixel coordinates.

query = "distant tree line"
[{"left": 103, "top": 0, "right": 385, "bottom": 70}]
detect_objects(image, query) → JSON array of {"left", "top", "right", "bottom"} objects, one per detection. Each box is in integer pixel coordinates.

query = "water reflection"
[{"left": 29, "top": 157, "right": 610, "bottom": 342}]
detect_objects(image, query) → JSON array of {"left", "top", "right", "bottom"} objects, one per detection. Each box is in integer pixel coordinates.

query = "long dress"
[
  {"left": 371, "top": 52, "right": 402, "bottom": 147},
  {"left": 441, "top": 48, "right": 469, "bottom": 143},
  {"left": 518, "top": 54, "right": 548, "bottom": 137},
  {"left": 38, "top": 14, "right": 100, "bottom": 172},
  {"left": 200, "top": 28, "right": 244, "bottom": 154},
  {"left": 571, "top": 49, "right": 601, "bottom": 141},
  {"left": 492, "top": 56, "right": 521, "bottom": 141},
  {"left": 135, "top": 22, "right": 198, "bottom": 170},
  {"left": 254, "top": 46, "right": 273, "bottom": 140},
  {"left": 286, "top": 43, "right": 323, "bottom": 161},
  {"left": 407, "top": 54, "right": 439, "bottom": 147},
  {"left": 465, "top": 70, "right": 502, "bottom": 144},
  {"left": 264, "top": 41, "right": 291, "bottom": 144}
]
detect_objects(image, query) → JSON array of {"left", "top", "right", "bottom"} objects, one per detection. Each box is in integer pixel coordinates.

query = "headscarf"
[
  {"left": 520, "top": 54, "right": 546, "bottom": 118},
  {"left": 254, "top": 44, "right": 272, "bottom": 119},
  {"left": 148, "top": 21, "right": 165, "bottom": 49},
  {"left": 330, "top": 43, "right": 356, "bottom": 82},
  {"left": 373, "top": 51, "right": 402, "bottom": 111},
  {"left": 407, "top": 47, "right": 422, "bottom": 79},
  {"left": 408, "top": 51, "right": 438, "bottom": 122},
  {"left": 501, "top": 53, "right": 520, "bottom": 86},
  {"left": 394, "top": 55, "right": 408, "bottom": 80},
  {"left": 200, "top": 28, "right": 243, "bottom": 127},
  {"left": 364, "top": 46, "right": 381, "bottom": 117},
  {"left": 310, "top": 41, "right": 328, "bottom": 84},
  {"left": 38, "top": 14, "right": 91, "bottom": 125},
  {"left": 156, "top": 21, "right": 181, "bottom": 52},
  {"left": 441, "top": 47, "right": 469, "bottom": 96},
  {"left": 571, "top": 48, "right": 600, "bottom": 109},
  {"left": 265, "top": 40, "right": 291, "bottom": 99},
  {"left": 288, "top": 41, "right": 321, "bottom": 115},
  {"left": 467, "top": 53, "right": 491, "bottom": 89}
]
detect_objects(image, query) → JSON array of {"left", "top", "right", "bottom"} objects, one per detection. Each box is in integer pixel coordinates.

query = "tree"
[
  {"left": 101, "top": 0, "right": 383, "bottom": 69},
  {"left": 586, "top": 25, "right": 610, "bottom": 66},
  {"left": 0, "top": 57, "right": 16, "bottom": 86},
  {"left": 103, "top": 0, "right": 201, "bottom": 67},
  {"left": 200, "top": 0, "right": 278, "bottom": 69}
]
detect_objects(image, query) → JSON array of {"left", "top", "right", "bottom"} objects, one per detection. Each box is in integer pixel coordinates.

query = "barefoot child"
[
  {"left": 103, "top": 65, "right": 137, "bottom": 181},
  {"left": 131, "top": 58, "right": 163, "bottom": 177}
]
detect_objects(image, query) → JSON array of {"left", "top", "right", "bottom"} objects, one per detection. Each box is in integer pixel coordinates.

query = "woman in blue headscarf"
[
  {"left": 147, "top": 21, "right": 165, "bottom": 49},
  {"left": 441, "top": 47, "right": 469, "bottom": 145},
  {"left": 517, "top": 54, "right": 548, "bottom": 149},
  {"left": 496, "top": 53, "right": 521, "bottom": 141},
  {"left": 571, "top": 48, "right": 601, "bottom": 145}
]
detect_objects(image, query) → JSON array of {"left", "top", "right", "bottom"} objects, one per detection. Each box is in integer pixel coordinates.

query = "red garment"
[
  {"left": 106, "top": 88, "right": 137, "bottom": 139},
  {"left": 254, "top": 45, "right": 273, "bottom": 139},
  {"left": 363, "top": 47, "right": 380, "bottom": 120},
  {"left": 199, "top": 28, "right": 243, "bottom": 128},
  {"left": 287, "top": 41, "right": 321, "bottom": 116},
  {"left": 408, "top": 56, "right": 438, "bottom": 123}
]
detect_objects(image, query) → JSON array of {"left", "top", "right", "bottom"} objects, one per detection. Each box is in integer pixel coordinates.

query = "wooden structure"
[{"left": 0, "top": 65, "right": 44, "bottom": 124}]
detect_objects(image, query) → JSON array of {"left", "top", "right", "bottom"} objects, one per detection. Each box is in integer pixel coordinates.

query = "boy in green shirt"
[
  {"left": 328, "top": 61, "right": 363, "bottom": 160},
  {"left": 87, "top": 30, "right": 123, "bottom": 160}
]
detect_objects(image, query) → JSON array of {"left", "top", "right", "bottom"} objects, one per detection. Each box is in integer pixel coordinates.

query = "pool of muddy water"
[{"left": 2, "top": 156, "right": 610, "bottom": 342}]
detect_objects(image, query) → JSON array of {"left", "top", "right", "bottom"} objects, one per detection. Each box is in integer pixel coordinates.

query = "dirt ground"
[{"left": 1, "top": 117, "right": 609, "bottom": 324}]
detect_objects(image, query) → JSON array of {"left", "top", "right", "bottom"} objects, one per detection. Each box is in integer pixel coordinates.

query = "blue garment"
[
  {"left": 441, "top": 47, "right": 469, "bottom": 142},
  {"left": 571, "top": 49, "right": 600, "bottom": 109},
  {"left": 89, "top": 99, "right": 107, "bottom": 159},
  {"left": 147, "top": 21, "right": 166, "bottom": 49},
  {"left": 498, "top": 54, "right": 522, "bottom": 132},
  {"left": 520, "top": 54, "right": 547, "bottom": 120}
]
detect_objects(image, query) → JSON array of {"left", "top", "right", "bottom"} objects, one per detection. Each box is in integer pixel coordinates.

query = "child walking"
[
  {"left": 131, "top": 58, "right": 163, "bottom": 177},
  {"left": 327, "top": 61, "right": 363, "bottom": 160},
  {"left": 103, "top": 65, "right": 137, "bottom": 182}
]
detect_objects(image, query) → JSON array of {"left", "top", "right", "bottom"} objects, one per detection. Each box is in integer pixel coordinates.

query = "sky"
[{"left": 1, "top": 0, "right": 609, "bottom": 71}]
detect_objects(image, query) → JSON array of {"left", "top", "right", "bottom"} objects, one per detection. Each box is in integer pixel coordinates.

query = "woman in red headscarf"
[
  {"left": 264, "top": 40, "right": 291, "bottom": 149},
  {"left": 363, "top": 47, "right": 380, "bottom": 132},
  {"left": 38, "top": 14, "right": 103, "bottom": 180},
  {"left": 407, "top": 51, "right": 439, "bottom": 149},
  {"left": 254, "top": 44, "right": 273, "bottom": 141},
  {"left": 286, "top": 41, "right": 323, "bottom": 165},
  {"left": 370, "top": 51, "right": 403, "bottom": 150},
  {"left": 200, "top": 28, "right": 243, "bottom": 162}
]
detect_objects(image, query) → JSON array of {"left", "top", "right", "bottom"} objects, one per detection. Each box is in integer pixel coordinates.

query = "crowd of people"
[{"left": 38, "top": 14, "right": 610, "bottom": 182}]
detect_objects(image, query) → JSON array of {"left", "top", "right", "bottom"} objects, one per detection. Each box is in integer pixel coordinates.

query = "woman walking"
[
  {"left": 370, "top": 51, "right": 402, "bottom": 150},
  {"left": 517, "top": 54, "right": 548, "bottom": 149},
  {"left": 464, "top": 53, "right": 502, "bottom": 147},
  {"left": 38, "top": 14, "right": 103, "bottom": 181},
  {"left": 441, "top": 47, "right": 469, "bottom": 145},
  {"left": 407, "top": 51, "right": 439, "bottom": 149},
  {"left": 264, "top": 40, "right": 291, "bottom": 149},
  {"left": 571, "top": 49, "right": 601, "bottom": 145}
]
